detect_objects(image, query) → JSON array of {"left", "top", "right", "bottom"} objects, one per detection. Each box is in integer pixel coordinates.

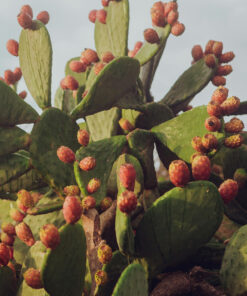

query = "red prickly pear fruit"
[
  {"left": 211, "top": 76, "right": 226, "bottom": 87},
  {"left": 97, "top": 244, "right": 112, "bottom": 264},
  {"left": 0, "top": 243, "right": 10, "bottom": 266},
  {"left": 60, "top": 78, "right": 68, "bottom": 90},
  {"left": 37, "top": 11, "right": 50, "bottom": 25},
  {"left": 119, "top": 118, "right": 134, "bottom": 132},
  {"left": 220, "top": 96, "right": 240, "bottom": 115},
  {"left": 144, "top": 28, "right": 160, "bottom": 44},
  {"left": 171, "top": 22, "right": 185, "bottom": 36},
  {"left": 234, "top": 168, "right": 247, "bottom": 189},
  {"left": 30, "top": 191, "right": 43, "bottom": 205},
  {"left": 207, "top": 101, "right": 222, "bottom": 118},
  {"left": 21, "top": 5, "right": 33, "bottom": 18},
  {"left": 151, "top": 10, "right": 166, "bottom": 27},
  {"left": 87, "top": 178, "right": 101, "bottom": 194},
  {"left": 204, "top": 54, "right": 216, "bottom": 68},
  {"left": 6, "top": 39, "right": 19, "bottom": 56},
  {"left": 224, "top": 117, "right": 244, "bottom": 133},
  {"left": 4, "top": 70, "right": 15, "bottom": 85},
  {"left": 219, "top": 51, "right": 235, "bottom": 63},
  {"left": 164, "top": 1, "right": 178, "bottom": 17},
  {"left": 117, "top": 190, "right": 137, "bottom": 214},
  {"left": 224, "top": 134, "right": 243, "bottom": 149},
  {"left": 0, "top": 233, "right": 15, "bottom": 246},
  {"left": 15, "top": 222, "right": 35, "bottom": 247},
  {"left": 17, "top": 189, "right": 35, "bottom": 208},
  {"left": 201, "top": 133, "right": 218, "bottom": 150},
  {"left": 17, "top": 12, "right": 33, "bottom": 29},
  {"left": 167, "top": 10, "right": 179, "bottom": 25},
  {"left": 13, "top": 67, "right": 22, "bottom": 81},
  {"left": 16, "top": 199, "right": 28, "bottom": 213},
  {"left": 204, "top": 116, "right": 221, "bottom": 132},
  {"left": 57, "top": 146, "right": 75, "bottom": 163},
  {"left": 95, "top": 270, "right": 108, "bottom": 286},
  {"left": 216, "top": 65, "right": 233, "bottom": 76},
  {"left": 191, "top": 136, "right": 208, "bottom": 153},
  {"left": 100, "top": 197, "right": 113, "bottom": 212},
  {"left": 1, "top": 223, "right": 16, "bottom": 236},
  {"left": 151, "top": 1, "right": 164, "bottom": 14},
  {"left": 77, "top": 129, "right": 90, "bottom": 146},
  {"left": 40, "top": 224, "right": 60, "bottom": 249},
  {"left": 23, "top": 268, "right": 43, "bottom": 289},
  {"left": 82, "top": 196, "right": 96, "bottom": 211},
  {"left": 69, "top": 61, "right": 87, "bottom": 73},
  {"left": 118, "top": 163, "right": 136, "bottom": 191},
  {"left": 102, "top": 0, "right": 111, "bottom": 7},
  {"left": 192, "top": 155, "right": 211, "bottom": 181},
  {"left": 218, "top": 179, "right": 238, "bottom": 204},
  {"left": 9, "top": 208, "right": 25, "bottom": 222},
  {"left": 212, "top": 41, "right": 223, "bottom": 57},
  {"left": 64, "top": 185, "right": 80, "bottom": 196},
  {"left": 88, "top": 10, "right": 97, "bottom": 23},
  {"left": 204, "top": 40, "right": 215, "bottom": 54},
  {"left": 191, "top": 45, "right": 203, "bottom": 61},
  {"left": 94, "top": 62, "right": 105, "bottom": 75},
  {"left": 63, "top": 196, "right": 82, "bottom": 224},
  {"left": 63, "top": 75, "right": 79, "bottom": 90},
  {"left": 190, "top": 152, "right": 205, "bottom": 163},
  {"left": 19, "top": 91, "right": 27, "bottom": 99},
  {"left": 96, "top": 9, "right": 107, "bottom": 24},
  {"left": 79, "top": 156, "right": 96, "bottom": 171},
  {"left": 211, "top": 86, "right": 228, "bottom": 104},
  {"left": 101, "top": 51, "right": 115, "bottom": 63},
  {"left": 81, "top": 49, "right": 99, "bottom": 64},
  {"left": 168, "top": 160, "right": 190, "bottom": 187}
]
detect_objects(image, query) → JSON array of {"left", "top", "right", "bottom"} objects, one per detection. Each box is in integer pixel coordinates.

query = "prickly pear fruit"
[
  {"left": 211, "top": 76, "right": 226, "bottom": 87},
  {"left": 117, "top": 190, "right": 137, "bottom": 214},
  {"left": 167, "top": 10, "right": 179, "bottom": 25},
  {"left": 169, "top": 160, "right": 190, "bottom": 187},
  {"left": 207, "top": 101, "right": 222, "bottom": 118},
  {"left": 4, "top": 70, "right": 15, "bottom": 85},
  {"left": 204, "top": 40, "right": 215, "bottom": 54},
  {"left": 57, "top": 146, "right": 75, "bottom": 163},
  {"left": 204, "top": 54, "right": 216, "bottom": 68},
  {"left": 69, "top": 61, "right": 87, "bottom": 73},
  {"left": 216, "top": 65, "right": 232, "bottom": 76},
  {"left": 201, "top": 133, "right": 218, "bottom": 150},
  {"left": 94, "top": 62, "right": 105, "bottom": 75},
  {"left": 95, "top": 270, "right": 108, "bottom": 286},
  {"left": 15, "top": 222, "right": 35, "bottom": 247},
  {"left": 1, "top": 223, "right": 16, "bottom": 236},
  {"left": 164, "top": 1, "right": 178, "bottom": 17},
  {"left": 14, "top": 67, "right": 22, "bottom": 81},
  {"left": 17, "top": 189, "right": 35, "bottom": 208},
  {"left": 36, "top": 11, "right": 50, "bottom": 25},
  {"left": 219, "top": 51, "right": 235, "bottom": 63},
  {"left": 97, "top": 244, "right": 112, "bottom": 264},
  {"left": 224, "top": 134, "right": 243, "bottom": 149},
  {"left": 63, "top": 196, "right": 82, "bottom": 224},
  {"left": 63, "top": 75, "right": 79, "bottom": 90},
  {"left": 64, "top": 185, "right": 80, "bottom": 196},
  {"left": 171, "top": 22, "right": 185, "bottom": 36},
  {"left": 9, "top": 208, "right": 25, "bottom": 222},
  {"left": 144, "top": 28, "right": 160, "bottom": 44},
  {"left": 101, "top": 51, "right": 115, "bottom": 63},
  {"left": 17, "top": 11, "right": 33, "bottom": 29},
  {"left": 77, "top": 129, "right": 90, "bottom": 146},
  {"left": 218, "top": 179, "right": 238, "bottom": 204},
  {"left": 234, "top": 168, "right": 247, "bottom": 189},
  {"left": 96, "top": 9, "right": 107, "bottom": 24},
  {"left": 21, "top": 5, "right": 33, "bottom": 18},
  {"left": 19, "top": 91, "right": 27, "bottom": 99},
  {"left": 87, "top": 178, "right": 101, "bottom": 194},
  {"left": 0, "top": 243, "right": 10, "bottom": 266},
  {"left": 40, "top": 224, "right": 60, "bottom": 249},
  {"left": 192, "top": 155, "right": 211, "bottom": 181},
  {"left": 79, "top": 156, "right": 96, "bottom": 171},
  {"left": 224, "top": 117, "right": 244, "bottom": 133},
  {"left": 81, "top": 49, "right": 99, "bottom": 64},
  {"left": 212, "top": 41, "right": 223, "bottom": 57},
  {"left": 220, "top": 96, "right": 240, "bottom": 115},
  {"left": 1, "top": 233, "right": 15, "bottom": 246},
  {"left": 23, "top": 268, "right": 43, "bottom": 289},
  {"left": 82, "top": 196, "right": 96, "bottom": 211},
  {"left": 100, "top": 197, "right": 113, "bottom": 212},
  {"left": 151, "top": 10, "right": 166, "bottom": 27},
  {"left": 191, "top": 45, "right": 203, "bottom": 61},
  {"left": 211, "top": 86, "right": 228, "bottom": 104},
  {"left": 118, "top": 163, "right": 136, "bottom": 191},
  {"left": 204, "top": 116, "right": 221, "bottom": 132},
  {"left": 191, "top": 136, "right": 208, "bottom": 153},
  {"left": 88, "top": 10, "right": 97, "bottom": 23},
  {"left": 6, "top": 39, "right": 19, "bottom": 56}
]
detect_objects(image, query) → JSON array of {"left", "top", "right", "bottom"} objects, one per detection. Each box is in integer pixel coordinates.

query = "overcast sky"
[{"left": 1, "top": 0, "right": 247, "bottom": 128}]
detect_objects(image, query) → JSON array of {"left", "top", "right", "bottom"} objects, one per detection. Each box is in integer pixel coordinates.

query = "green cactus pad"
[
  {"left": 160, "top": 58, "right": 217, "bottom": 113},
  {"left": 86, "top": 108, "right": 121, "bottom": 141},
  {"left": 30, "top": 108, "right": 80, "bottom": 192},
  {"left": 135, "top": 181, "right": 223, "bottom": 276},
  {"left": 0, "top": 81, "right": 39, "bottom": 127},
  {"left": 95, "top": 251, "right": 128, "bottom": 296},
  {"left": 152, "top": 106, "right": 224, "bottom": 164},
  {"left": 134, "top": 25, "right": 171, "bottom": 66},
  {"left": 74, "top": 136, "right": 127, "bottom": 203},
  {"left": 115, "top": 154, "right": 144, "bottom": 255},
  {"left": 0, "top": 152, "right": 31, "bottom": 186},
  {"left": 65, "top": 57, "right": 87, "bottom": 87},
  {"left": 0, "top": 127, "right": 30, "bottom": 157},
  {"left": 127, "top": 129, "right": 157, "bottom": 189},
  {"left": 220, "top": 225, "right": 247, "bottom": 296},
  {"left": 0, "top": 200, "right": 15, "bottom": 223},
  {"left": 70, "top": 57, "right": 140, "bottom": 119},
  {"left": 19, "top": 21, "right": 52, "bottom": 109},
  {"left": 112, "top": 263, "right": 148, "bottom": 296},
  {"left": 0, "top": 266, "right": 17, "bottom": 296},
  {"left": 94, "top": 0, "right": 129, "bottom": 57},
  {"left": 54, "top": 87, "right": 76, "bottom": 115},
  {"left": 0, "top": 169, "right": 45, "bottom": 194},
  {"left": 41, "top": 223, "right": 86, "bottom": 296}
]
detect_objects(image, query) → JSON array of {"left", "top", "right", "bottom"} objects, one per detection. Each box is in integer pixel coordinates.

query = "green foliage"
[{"left": 0, "top": 266, "right": 17, "bottom": 296}]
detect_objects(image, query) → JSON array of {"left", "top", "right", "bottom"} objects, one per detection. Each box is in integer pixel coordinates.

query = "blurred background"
[{"left": 0, "top": 0, "right": 246, "bottom": 127}]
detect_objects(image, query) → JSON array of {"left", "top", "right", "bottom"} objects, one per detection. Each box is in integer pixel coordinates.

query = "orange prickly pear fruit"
[
  {"left": 79, "top": 156, "right": 96, "bottom": 171},
  {"left": 171, "top": 22, "right": 185, "bottom": 36},
  {"left": 82, "top": 196, "right": 96, "bottom": 211},
  {"left": 63, "top": 196, "right": 82, "bottom": 224},
  {"left": 15, "top": 222, "right": 35, "bottom": 247},
  {"left": 40, "top": 224, "right": 60, "bottom": 249},
  {"left": 97, "top": 244, "right": 112, "bottom": 264},
  {"left": 77, "top": 129, "right": 90, "bottom": 146},
  {"left": 144, "top": 28, "right": 160, "bottom": 44},
  {"left": 17, "top": 11, "right": 33, "bottom": 29},
  {"left": 37, "top": 11, "right": 50, "bottom": 25},
  {"left": 6, "top": 39, "right": 19, "bottom": 56},
  {"left": 20, "top": 5, "right": 33, "bottom": 18},
  {"left": 118, "top": 163, "right": 136, "bottom": 191},
  {"left": 64, "top": 185, "right": 80, "bottom": 196},
  {"left": 169, "top": 160, "right": 190, "bottom": 187},
  {"left": 191, "top": 45, "right": 203, "bottom": 61},
  {"left": 87, "top": 178, "right": 101, "bottom": 194},
  {"left": 23, "top": 268, "right": 43, "bottom": 289},
  {"left": 57, "top": 146, "right": 75, "bottom": 163},
  {"left": 117, "top": 190, "right": 137, "bottom": 214},
  {"left": 0, "top": 243, "right": 10, "bottom": 266}
]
